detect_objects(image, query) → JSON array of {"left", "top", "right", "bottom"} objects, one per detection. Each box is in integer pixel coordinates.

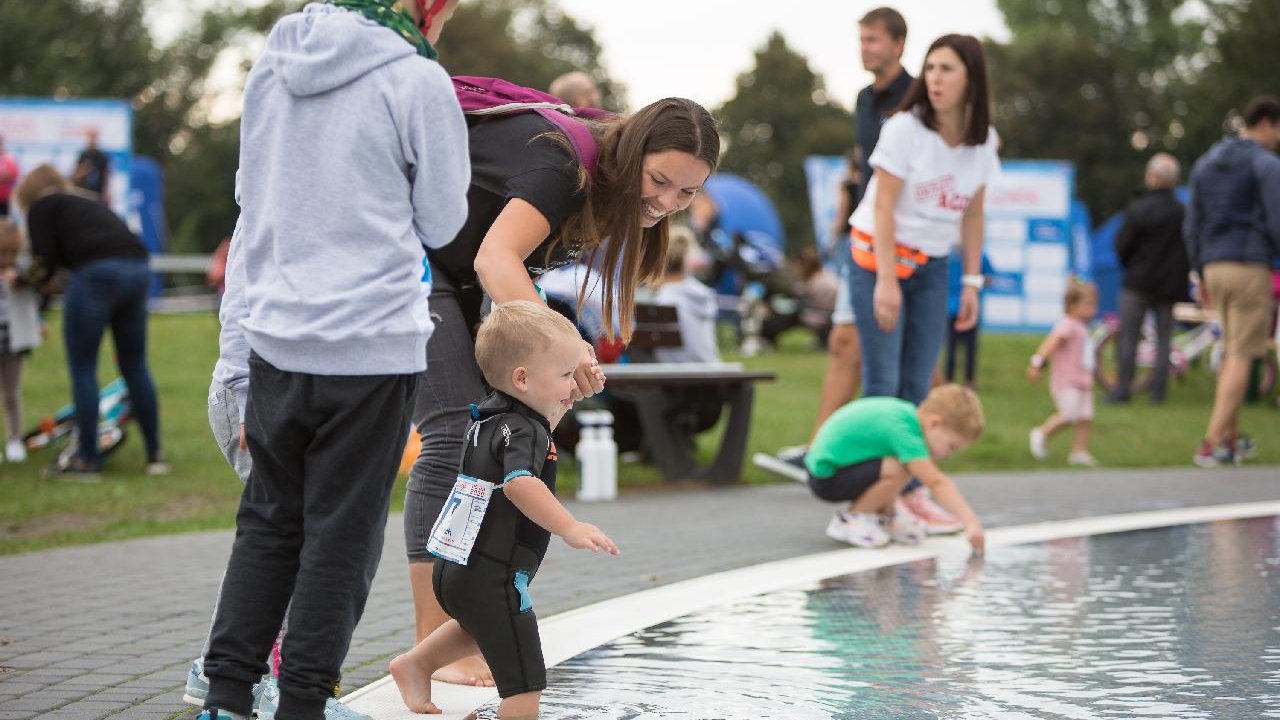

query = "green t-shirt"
[{"left": 805, "top": 397, "right": 930, "bottom": 479}]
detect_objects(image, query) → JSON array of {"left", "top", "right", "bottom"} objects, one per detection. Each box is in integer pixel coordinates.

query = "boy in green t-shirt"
[{"left": 806, "top": 384, "right": 985, "bottom": 553}]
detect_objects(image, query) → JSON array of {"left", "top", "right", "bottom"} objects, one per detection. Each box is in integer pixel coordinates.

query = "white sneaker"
[
  {"left": 5, "top": 438, "right": 26, "bottom": 463},
  {"left": 1029, "top": 427, "right": 1048, "bottom": 460},
  {"left": 1067, "top": 451, "right": 1098, "bottom": 467},
  {"left": 889, "top": 501, "right": 928, "bottom": 545},
  {"left": 825, "top": 512, "right": 890, "bottom": 548}
]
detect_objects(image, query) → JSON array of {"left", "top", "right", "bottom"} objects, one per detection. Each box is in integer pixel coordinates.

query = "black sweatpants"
[{"left": 204, "top": 354, "right": 417, "bottom": 719}]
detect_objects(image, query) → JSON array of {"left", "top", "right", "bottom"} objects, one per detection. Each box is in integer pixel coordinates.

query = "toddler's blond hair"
[
  {"left": 475, "top": 300, "right": 582, "bottom": 388},
  {"left": 919, "top": 383, "right": 985, "bottom": 443},
  {"left": 1064, "top": 276, "right": 1097, "bottom": 313}
]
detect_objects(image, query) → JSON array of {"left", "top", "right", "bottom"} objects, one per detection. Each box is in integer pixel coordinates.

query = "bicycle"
[{"left": 1091, "top": 302, "right": 1277, "bottom": 397}]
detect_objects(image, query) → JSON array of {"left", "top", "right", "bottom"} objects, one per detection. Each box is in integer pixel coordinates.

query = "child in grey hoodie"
[{"left": 199, "top": 2, "right": 468, "bottom": 719}]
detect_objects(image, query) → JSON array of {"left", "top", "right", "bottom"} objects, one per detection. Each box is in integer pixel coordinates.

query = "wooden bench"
[{"left": 599, "top": 302, "right": 775, "bottom": 484}]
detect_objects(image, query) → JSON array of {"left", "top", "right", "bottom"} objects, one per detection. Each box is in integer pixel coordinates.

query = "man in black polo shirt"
[{"left": 852, "top": 7, "right": 913, "bottom": 204}]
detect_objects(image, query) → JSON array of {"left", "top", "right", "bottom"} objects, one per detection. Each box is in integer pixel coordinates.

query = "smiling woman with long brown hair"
[{"left": 404, "top": 96, "right": 720, "bottom": 687}]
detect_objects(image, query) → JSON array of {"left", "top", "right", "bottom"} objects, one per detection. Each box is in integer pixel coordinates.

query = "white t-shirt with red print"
[{"left": 850, "top": 110, "right": 1000, "bottom": 258}]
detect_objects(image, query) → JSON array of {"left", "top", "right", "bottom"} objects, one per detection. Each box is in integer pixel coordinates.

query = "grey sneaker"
[
  {"left": 253, "top": 677, "right": 279, "bottom": 720},
  {"left": 183, "top": 657, "right": 208, "bottom": 706},
  {"left": 325, "top": 697, "right": 372, "bottom": 720},
  {"left": 752, "top": 450, "right": 807, "bottom": 483}
]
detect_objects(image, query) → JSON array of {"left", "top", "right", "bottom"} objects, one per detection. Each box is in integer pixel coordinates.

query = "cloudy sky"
[
  {"left": 150, "top": 0, "right": 1011, "bottom": 115},
  {"left": 554, "top": 0, "right": 1010, "bottom": 110}
]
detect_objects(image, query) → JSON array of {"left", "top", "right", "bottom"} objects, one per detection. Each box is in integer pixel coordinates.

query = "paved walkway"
[{"left": 1, "top": 466, "right": 1276, "bottom": 719}]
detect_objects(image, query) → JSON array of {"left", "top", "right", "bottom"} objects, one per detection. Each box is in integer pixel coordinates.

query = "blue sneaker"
[
  {"left": 325, "top": 696, "right": 372, "bottom": 720},
  {"left": 253, "top": 677, "right": 279, "bottom": 720},
  {"left": 183, "top": 657, "right": 208, "bottom": 706}
]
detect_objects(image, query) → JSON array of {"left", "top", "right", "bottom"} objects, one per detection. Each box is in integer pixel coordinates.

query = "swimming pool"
[{"left": 466, "top": 516, "right": 1280, "bottom": 719}]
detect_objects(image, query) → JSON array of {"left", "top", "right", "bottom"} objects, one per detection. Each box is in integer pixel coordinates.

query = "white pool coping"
[{"left": 345, "top": 500, "right": 1280, "bottom": 719}]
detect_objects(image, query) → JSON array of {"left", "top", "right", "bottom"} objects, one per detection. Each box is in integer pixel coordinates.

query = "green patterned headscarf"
[{"left": 327, "top": 0, "right": 438, "bottom": 60}]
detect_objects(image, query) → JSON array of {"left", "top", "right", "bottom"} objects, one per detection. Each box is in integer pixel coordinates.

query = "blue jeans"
[
  {"left": 849, "top": 254, "right": 951, "bottom": 405},
  {"left": 62, "top": 258, "right": 161, "bottom": 464}
]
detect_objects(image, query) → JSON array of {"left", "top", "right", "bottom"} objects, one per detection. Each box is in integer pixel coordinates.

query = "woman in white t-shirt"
[{"left": 848, "top": 33, "right": 999, "bottom": 405}]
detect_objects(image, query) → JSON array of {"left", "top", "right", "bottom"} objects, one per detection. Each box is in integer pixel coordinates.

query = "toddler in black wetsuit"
[{"left": 390, "top": 300, "right": 620, "bottom": 718}]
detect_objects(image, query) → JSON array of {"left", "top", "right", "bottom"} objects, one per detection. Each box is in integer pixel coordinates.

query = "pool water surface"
[{"left": 471, "top": 516, "right": 1280, "bottom": 719}]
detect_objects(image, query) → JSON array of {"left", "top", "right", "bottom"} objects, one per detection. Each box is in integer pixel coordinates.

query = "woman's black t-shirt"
[
  {"left": 25, "top": 192, "right": 148, "bottom": 279},
  {"left": 428, "top": 113, "right": 587, "bottom": 289}
]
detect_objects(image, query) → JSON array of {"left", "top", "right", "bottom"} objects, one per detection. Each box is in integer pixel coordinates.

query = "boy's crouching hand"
[
  {"left": 965, "top": 521, "right": 985, "bottom": 555},
  {"left": 563, "top": 521, "right": 620, "bottom": 555}
]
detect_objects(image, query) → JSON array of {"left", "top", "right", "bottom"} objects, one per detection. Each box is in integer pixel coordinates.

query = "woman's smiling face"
[{"left": 639, "top": 150, "right": 712, "bottom": 228}]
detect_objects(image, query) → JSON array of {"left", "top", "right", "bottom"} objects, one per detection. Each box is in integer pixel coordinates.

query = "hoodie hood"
[
  {"left": 1206, "top": 135, "right": 1263, "bottom": 170},
  {"left": 264, "top": 4, "right": 418, "bottom": 97}
]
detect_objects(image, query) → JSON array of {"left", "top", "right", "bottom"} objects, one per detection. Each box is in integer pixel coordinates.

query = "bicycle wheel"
[{"left": 1094, "top": 331, "right": 1154, "bottom": 394}]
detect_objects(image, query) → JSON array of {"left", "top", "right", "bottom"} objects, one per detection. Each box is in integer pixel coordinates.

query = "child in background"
[
  {"left": 653, "top": 226, "right": 720, "bottom": 364},
  {"left": 944, "top": 251, "right": 994, "bottom": 387},
  {"left": 805, "top": 383, "right": 986, "bottom": 553},
  {"left": 0, "top": 220, "right": 41, "bottom": 462},
  {"left": 390, "top": 300, "right": 619, "bottom": 719},
  {"left": 1027, "top": 279, "right": 1099, "bottom": 467}
]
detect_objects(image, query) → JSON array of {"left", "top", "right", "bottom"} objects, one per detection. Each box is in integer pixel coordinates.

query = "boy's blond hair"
[
  {"left": 919, "top": 383, "right": 985, "bottom": 442},
  {"left": 14, "top": 164, "right": 72, "bottom": 215},
  {"left": 474, "top": 300, "right": 582, "bottom": 387}
]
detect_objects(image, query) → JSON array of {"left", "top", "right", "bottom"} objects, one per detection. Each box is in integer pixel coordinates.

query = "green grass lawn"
[{"left": 2, "top": 313, "right": 1277, "bottom": 555}]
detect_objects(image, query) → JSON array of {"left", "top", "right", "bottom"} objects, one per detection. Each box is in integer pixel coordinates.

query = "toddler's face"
[
  {"left": 517, "top": 338, "right": 582, "bottom": 423},
  {"left": 1070, "top": 291, "right": 1098, "bottom": 321}
]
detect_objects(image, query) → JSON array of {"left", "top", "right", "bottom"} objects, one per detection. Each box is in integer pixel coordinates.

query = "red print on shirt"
[{"left": 914, "top": 174, "right": 970, "bottom": 211}]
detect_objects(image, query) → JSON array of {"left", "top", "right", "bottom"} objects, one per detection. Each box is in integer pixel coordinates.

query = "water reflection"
[{"left": 470, "top": 517, "right": 1280, "bottom": 719}]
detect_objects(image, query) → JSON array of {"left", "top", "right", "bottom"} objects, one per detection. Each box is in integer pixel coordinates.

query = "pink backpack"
[{"left": 452, "top": 76, "right": 612, "bottom": 180}]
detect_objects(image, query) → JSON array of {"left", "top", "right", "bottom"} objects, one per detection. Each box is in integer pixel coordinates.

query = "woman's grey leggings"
[{"left": 0, "top": 352, "right": 25, "bottom": 441}]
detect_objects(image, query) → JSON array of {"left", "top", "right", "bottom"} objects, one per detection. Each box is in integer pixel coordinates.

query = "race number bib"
[{"left": 426, "top": 473, "right": 496, "bottom": 565}]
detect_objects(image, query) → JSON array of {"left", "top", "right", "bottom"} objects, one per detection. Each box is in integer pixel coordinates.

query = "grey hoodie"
[{"left": 235, "top": 3, "right": 469, "bottom": 376}]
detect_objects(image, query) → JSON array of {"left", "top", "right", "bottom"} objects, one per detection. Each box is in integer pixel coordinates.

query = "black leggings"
[{"left": 944, "top": 319, "right": 978, "bottom": 384}]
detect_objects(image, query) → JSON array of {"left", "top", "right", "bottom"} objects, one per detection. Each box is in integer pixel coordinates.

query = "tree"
[
  {"left": 0, "top": 0, "right": 617, "bottom": 251},
  {"left": 437, "top": 0, "right": 624, "bottom": 109},
  {"left": 0, "top": 0, "right": 296, "bottom": 252},
  {"left": 986, "top": 0, "right": 1200, "bottom": 222},
  {"left": 1178, "top": 0, "right": 1280, "bottom": 156},
  {"left": 715, "top": 32, "right": 853, "bottom": 253}
]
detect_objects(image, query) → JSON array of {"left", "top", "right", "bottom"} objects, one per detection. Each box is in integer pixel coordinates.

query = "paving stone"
[{"left": 2, "top": 466, "right": 1276, "bottom": 712}]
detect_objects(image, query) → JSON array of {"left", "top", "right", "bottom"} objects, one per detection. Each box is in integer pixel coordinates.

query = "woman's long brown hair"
[{"left": 548, "top": 98, "right": 720, "bottom": 343}]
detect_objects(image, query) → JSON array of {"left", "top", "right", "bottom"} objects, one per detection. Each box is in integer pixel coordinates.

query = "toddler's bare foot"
[
  {"left": 389, "top": 652, "right": 441, "bottom": 714},
  {"left": 432, "top": 654, "right": 495, "bottom": 687}
]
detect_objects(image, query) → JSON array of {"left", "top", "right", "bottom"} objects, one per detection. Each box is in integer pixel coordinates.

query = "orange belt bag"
[{"left": 850, "top": 229, "right": 929, "bottom": 280}]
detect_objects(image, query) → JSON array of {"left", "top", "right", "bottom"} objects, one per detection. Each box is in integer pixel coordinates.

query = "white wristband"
[
  {"left": 961, "top": 274, "right": 984, "bottom": 290},
  {"left": 1029, "top": 354, "right": 1045, "bottom": 369}
]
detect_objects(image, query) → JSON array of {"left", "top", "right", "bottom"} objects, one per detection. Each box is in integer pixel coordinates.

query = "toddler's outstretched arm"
[{"left": 504, "top": 475, "right": 621, "bottom": 555}]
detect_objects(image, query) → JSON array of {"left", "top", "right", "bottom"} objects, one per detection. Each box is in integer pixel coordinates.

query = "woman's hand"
[
  {"left": 570, "top": 340, "right": 606, "bottom": 402},
  {"left": 873, "top": 275, "right": 902, "bottom": 331},
  {"left": 954, "top": 285, "right": 980, "bottom": 331}
]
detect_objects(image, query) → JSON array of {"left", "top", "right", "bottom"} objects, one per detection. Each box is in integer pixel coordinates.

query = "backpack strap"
[
  {"left": 533, "top": 108, "right": 600, "bottom": 182},
  {"left": 453, "top": 75, "right": 610, "bottom": 181}
]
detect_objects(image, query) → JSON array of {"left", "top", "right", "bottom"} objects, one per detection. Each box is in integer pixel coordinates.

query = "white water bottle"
[
  {"left": 575, "top": 410, "right": 617, "bottom": 501},
  {"left": 575, "top": 410, "right": 601, "bottom": 501},
  {"left": 594, "top": 410, "right": 618, "bottom": 501}
]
